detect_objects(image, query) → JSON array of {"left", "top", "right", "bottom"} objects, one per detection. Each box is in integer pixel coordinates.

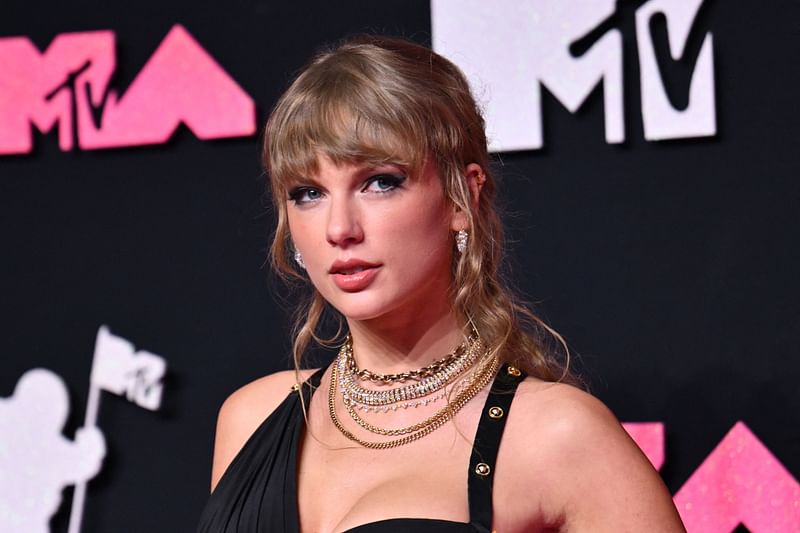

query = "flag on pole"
[{"left": 89, "top": 326, "right": 166, "bottom": 411}]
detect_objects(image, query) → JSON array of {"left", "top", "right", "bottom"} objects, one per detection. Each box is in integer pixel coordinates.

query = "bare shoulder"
[
  {"left": 209, "top": 368, "right": 318, "bottom": 492},
  {"left": 498, "top": 378, "right": 685, "bottom": 532},
  {"left": 511, "top": 378, "right": 624, "bottom": 447}
]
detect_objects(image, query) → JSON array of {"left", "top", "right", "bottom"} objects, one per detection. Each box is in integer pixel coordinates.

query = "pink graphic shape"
[
  {"left": 673, "top": 421, "right": 800, "bottom": 533},
  {"left": 78, "top": 25, "right": 255, "bottom": 149},
  {"left": 0, "top": 25, "right": 255, "bottom": 155},
  {"left": 622, "top": 421, "right": 665, "bottom": 470},
  {"left": 0, "top": 31, "right": 115, "bottom": 153}
]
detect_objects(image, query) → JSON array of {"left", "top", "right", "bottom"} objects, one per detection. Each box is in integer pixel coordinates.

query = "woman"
[{"left": 198, "top": 36, "right": 685, "bottom": 532}]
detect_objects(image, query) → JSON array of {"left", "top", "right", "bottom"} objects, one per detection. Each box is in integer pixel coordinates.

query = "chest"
[
  {"left": 292, "top": 368, "right": 565, "bottom": 533},
  {"left": 296, "top": 410, "right": 477, "bottom": 532}
]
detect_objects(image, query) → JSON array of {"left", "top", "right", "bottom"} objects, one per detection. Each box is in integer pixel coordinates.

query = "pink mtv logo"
[
  {"left": 0, "top": 24, "right": 255, "bottom": 154},
  {"left": 624, "top": 421, "right": 800, "bottom": 533}
]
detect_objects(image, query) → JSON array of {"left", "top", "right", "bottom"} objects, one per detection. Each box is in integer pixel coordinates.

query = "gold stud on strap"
[
  {"left": 506, "top": 365, "right": 521, "bottom": 377},
  {"left": 488, "top": 406, "right": 504, "bottom": 419},
  {"left": 290, "top": 383, "right": 300, "bottom": 392},
  {"left": 475, "top": 462, "right": 491, "bottom": 476}
]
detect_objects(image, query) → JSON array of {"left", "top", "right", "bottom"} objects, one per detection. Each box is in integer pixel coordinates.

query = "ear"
[{"left": 450, "top": 163, "right": 486, "bottom": 231}]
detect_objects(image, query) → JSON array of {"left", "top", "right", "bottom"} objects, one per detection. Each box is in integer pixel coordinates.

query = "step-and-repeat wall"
[{"left": 1, "top": 1, "right": 797, "bottom": 532}]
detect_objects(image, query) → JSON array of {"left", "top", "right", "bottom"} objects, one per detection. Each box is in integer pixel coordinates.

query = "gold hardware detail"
[
  {"left": 506, "top": 365, "right": 521, "bottom": 377},
  {"left": 488, "top": 406, "right": 504, "bottom": 419},
  {"left": 475, "top": 462, "right": 491, "bottom": 476}
]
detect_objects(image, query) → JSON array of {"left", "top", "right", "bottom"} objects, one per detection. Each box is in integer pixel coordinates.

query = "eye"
[
  {"left": 363, "top": 174, "right": 406, "bottom": 194},
  {"left": 287, "top": 187, "right": 323, "bottom": 205}
]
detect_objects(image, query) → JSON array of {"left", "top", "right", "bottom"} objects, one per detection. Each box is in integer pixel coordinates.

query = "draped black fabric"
[
  {"left": 197, "top": 365, "right": 525, "bottom": 532},
  {"left": 196, "top": 379, "right": 307, "bottom": 532}
]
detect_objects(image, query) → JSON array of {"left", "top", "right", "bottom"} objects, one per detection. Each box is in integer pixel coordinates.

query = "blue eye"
[
  {"left": 287, "top": 187, "right": 322, "bottom": 205},
  {"left": 364, "top": 174, "right": 405, "bottom": 193}
]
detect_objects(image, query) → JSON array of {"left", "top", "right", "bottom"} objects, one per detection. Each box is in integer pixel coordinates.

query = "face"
[{"left": 286, "top": 156, "right": 460, "bottom": 326}]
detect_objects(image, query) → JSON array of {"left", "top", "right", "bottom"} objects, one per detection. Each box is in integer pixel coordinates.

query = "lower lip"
[{"left": 331, "top": 266, "right": 381, "bottom": 292}]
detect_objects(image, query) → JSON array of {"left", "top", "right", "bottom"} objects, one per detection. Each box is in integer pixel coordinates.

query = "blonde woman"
[{"left": 198, "top": 36, "right": 685, "bottom": 533}]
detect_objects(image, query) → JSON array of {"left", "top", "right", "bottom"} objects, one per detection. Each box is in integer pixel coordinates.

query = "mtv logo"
[
  {"left": 432, "top": 0, "right": 716, "bottom": 151},
  {"left": 90, "top": 326, "right": 166, "bottom": 411},
  {"left": 0, "top": 25, "right": 255, "bottom": 155}
]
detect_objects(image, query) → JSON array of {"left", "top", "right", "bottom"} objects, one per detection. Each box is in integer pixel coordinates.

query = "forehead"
[
  {"left": 267, "top": 88, "right": 430, "bottom": 190},
  {"left": 310, "top": 154, "right": 400, "bottom": 176}
]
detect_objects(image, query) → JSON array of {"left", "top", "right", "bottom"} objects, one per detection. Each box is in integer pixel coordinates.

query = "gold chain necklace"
[
  {"left": 327, "top": 341, "right": 500, "bottom": 449},
  {"left": 351, "top": 369, "right": 477, "bottom": 412},
  {"left": 349, "top": 334, "right": 473, "bottom": 383},
  {"left": 341, "top": 351, "right": 498, "bottom": 436},
  {"left": 337, "top": 335, "right": 483, "bottom": 406}
]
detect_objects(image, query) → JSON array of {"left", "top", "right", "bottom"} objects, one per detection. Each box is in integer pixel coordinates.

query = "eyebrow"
[{"left": 284, "top": 175, "right": 324, "bottom": 189}]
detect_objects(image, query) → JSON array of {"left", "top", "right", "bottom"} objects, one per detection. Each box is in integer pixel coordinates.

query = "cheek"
[
  {"left": 286, "top": 212, "right": 315, "bottom": 250},
  {"left": 380, "top": 200, "right": 452, "bottom": 263}
]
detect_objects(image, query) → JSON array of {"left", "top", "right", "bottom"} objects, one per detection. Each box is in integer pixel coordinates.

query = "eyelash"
[{"left": 287, "top": 174, "right": 406, "bottom": 205}]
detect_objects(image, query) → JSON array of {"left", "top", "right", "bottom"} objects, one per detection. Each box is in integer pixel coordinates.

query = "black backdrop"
[{"left": 1, "top": 1, "right": 797, "bottom": 532}]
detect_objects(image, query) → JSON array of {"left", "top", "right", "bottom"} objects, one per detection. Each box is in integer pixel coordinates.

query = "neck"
[{"left": 345, "top": 302, "right": 466, "bottom": 374}]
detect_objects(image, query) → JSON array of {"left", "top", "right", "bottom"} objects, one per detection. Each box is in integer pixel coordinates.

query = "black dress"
[{"left": 197, "top": 364, "right": 525, "bottom": 533}]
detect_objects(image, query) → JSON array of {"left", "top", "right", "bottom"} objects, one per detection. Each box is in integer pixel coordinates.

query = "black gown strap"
[
  {"left": 467, "top": 363, "right": 526, "bottom": 533},
  {"left": 305, "top": 366, "right": 326, "bottom": 390},
  {"left": 296, "top": 365, "right": 326, "bottom": 403}
]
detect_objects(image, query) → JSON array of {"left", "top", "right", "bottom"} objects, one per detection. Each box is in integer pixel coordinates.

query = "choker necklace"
[
  {"left": 341, "top": 352, "right": 497, "bottom": 436},
  {"left": 351, "top": 371, "right": 475, "bottom": 412},
  {"left": 327, "top": 333, "right": 500, "bottom": 449},
  {"left": 349, "top": 335, "right": 472, "bottom": 384},
  {"left": 337, "top": 333, "right": 482, "bottom": 407}
]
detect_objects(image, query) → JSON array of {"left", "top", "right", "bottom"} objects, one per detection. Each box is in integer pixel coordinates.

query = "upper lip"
[{"left": 328, "top": 258, "right": 381, "bottom": 275}]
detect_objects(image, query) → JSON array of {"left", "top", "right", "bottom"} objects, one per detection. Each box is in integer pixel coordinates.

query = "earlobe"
[
  {"left": 451, "top": 210, "right": 468, "bottom": 232},
  {"left": 450, "top": 163, "right": 485, "bottom": 232}
]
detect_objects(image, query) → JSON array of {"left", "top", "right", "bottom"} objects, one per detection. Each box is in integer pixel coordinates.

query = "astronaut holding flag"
[{"left": 0, "top": 326, "right": 166, "bottom": 533}]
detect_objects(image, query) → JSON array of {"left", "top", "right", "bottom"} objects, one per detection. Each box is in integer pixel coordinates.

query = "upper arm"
[
  {"left": 209, "top": 369, "right": 313, "bottom": 492},
  {"left": 507, "top": 383, "right": 685, "bottom": 532}
]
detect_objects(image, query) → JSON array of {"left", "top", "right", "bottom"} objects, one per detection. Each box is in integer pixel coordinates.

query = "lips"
[{"left": 329, "top": 259, "right": 382, "bottom": 292}]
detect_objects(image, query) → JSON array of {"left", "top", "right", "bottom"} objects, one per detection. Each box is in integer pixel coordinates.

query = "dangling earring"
[
  {"left": 455, "top": 230, "right": 468, "bottom": 254},
  {"left": 293, "top": 248, "right": 306, "bottom": 269}
]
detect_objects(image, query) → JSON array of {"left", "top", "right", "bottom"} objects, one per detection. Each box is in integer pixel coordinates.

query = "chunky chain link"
[
  {"left": 338, "top": 334, "right": 483, "bottom": 407},
  {"left": 328, "top": 341, "right": 500, "bottom": 449}
]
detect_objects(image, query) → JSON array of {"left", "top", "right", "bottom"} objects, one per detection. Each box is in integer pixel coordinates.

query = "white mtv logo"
[{"left": 432, "top": 0, "right": 716, "bottom": 152}]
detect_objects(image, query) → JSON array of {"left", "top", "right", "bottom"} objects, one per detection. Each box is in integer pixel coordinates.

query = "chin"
[
  {"left": 325, "top": 292, "right": 398, "bottom": 323},
  {"left": 332, "top": 302, "right": 390, "bottom": 323}
]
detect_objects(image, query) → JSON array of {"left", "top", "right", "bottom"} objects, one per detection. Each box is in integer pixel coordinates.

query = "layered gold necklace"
[{"left": 328, "top": 333, "right": 499, "bottom": 449}]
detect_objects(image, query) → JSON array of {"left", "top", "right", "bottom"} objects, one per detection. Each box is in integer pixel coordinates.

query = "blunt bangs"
[{"left": 265, "top": 47, "right": 453, "bottom": 194}]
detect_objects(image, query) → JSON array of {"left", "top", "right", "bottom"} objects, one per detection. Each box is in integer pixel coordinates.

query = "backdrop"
[{"left": 0, "top": 1, "right": 797, "bottom": 532}]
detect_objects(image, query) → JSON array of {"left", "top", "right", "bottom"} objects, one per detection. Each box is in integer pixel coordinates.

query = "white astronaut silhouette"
[{"left": 0, "top": 369, "right": 105, "bottom": 533}]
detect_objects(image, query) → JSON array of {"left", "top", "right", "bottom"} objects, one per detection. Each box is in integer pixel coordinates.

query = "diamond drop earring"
[
  {"left": 293, "top": 248, "right": 305, "bottom": 269},
  {"left": 456, "top": 230, "right": 468, "bottom": 254}
]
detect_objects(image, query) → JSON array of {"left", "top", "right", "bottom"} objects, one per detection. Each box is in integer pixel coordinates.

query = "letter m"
[
  {"left": 432, "top": 0, "right": 624, "bottom": 152},
  {"left": 0, "top": 31, "right": 115, "bottom": 154}
]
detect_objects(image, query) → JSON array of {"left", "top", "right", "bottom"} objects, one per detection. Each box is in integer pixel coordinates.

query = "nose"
[{"left": 326, "top": 196, "right": 364, "bottom": 247}]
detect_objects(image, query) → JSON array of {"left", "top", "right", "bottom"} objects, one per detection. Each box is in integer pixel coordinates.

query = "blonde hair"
[{"left": 263, "top": 35, "right": 576, "bottom": 384}]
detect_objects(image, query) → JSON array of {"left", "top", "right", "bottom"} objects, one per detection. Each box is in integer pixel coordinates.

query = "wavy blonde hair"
[{"left": 263, "top": 35, "right": 576, "bottom": 384}]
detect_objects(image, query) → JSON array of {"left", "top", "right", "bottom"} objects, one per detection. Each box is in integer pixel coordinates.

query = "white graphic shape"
[
  {"left": 636, "top": 0, "right": 716, "bottom": 140},
  {"left": 431, "top": 0, "right": 716, "bottom": 152},
  {"left": 68, "top": 325, "right": 166, "bottom": 533},
  {"left": 0, "top": 369, "right": 106, "bottom": 533},
  {"left": 432, "top": 0, "right": 623, "bottom": 151},
  {"left": 90, "top": 325, "right": 166, "bottom": 411}
]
